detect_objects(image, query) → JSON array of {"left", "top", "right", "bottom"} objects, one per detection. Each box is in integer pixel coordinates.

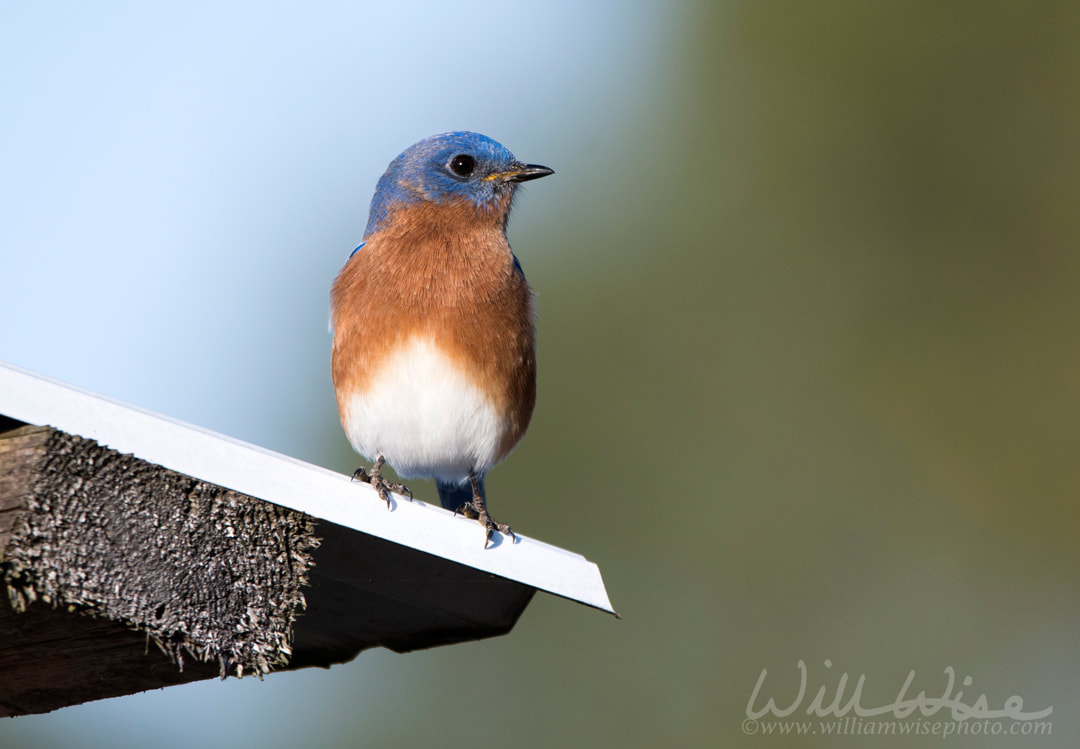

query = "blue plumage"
[
  {"left": 436, "top": 476, "right": 484, "bottom": 513},
  {"left": 332, "top": 131, "right": 553, "bottom": 547},
  {"left": 363, "top": 131, "right": 551, "bottom": 236}
]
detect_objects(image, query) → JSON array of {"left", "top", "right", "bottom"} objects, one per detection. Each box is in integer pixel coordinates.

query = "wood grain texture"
[
  {"left": 0, "top": 424, "right": 318, "bottom": 716},
  {"left": 0, "top": 423, "right": 46, "bottom": 553},
  {"left": 0, "top": 597, "right": 221, "bottom": 718}
]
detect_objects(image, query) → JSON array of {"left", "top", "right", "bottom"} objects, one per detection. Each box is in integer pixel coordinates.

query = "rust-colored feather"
[{"left": 331, "top": 198, "right": 536, "bottom": 463}]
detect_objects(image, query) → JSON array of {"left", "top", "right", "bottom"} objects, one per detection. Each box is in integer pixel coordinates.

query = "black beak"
[{"left": 506, "top": 163, "right": 555, "bottom": 183}]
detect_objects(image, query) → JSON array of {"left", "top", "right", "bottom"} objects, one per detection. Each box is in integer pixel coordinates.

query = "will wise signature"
[{"left": 746, "top": 660, "right": 1052, "bottom": 722}]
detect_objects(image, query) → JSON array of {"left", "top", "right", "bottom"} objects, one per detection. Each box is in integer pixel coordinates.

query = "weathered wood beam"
[
  {"left": 0, "top": 596, "right": 221, "bottom": 717},
  {"left": 0, "top": 423, "right": 317, "bottom": 716},
  {"left": 0, "top": 422, "right": 537, "bottom": 717}
]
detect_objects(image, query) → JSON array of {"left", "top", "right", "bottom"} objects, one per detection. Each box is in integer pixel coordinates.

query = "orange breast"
[{"left": 331, "top": 200, "right": 537, "bottom": 462}]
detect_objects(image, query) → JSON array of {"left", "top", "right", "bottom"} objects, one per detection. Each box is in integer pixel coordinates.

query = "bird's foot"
[
  {"left": 454, "top": 480, "right": 516, "bottom": 548},
  {"left": 352, "top": 455, "right": 412, "bottom": 508}
]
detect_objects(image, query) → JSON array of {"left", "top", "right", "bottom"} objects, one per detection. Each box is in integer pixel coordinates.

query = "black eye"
[{"left": 449, "top": 154, "right": 476, "bottom": 177}]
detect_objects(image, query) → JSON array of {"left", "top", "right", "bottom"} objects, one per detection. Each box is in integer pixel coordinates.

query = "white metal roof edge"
[{"left": 0, "top": 361, "right": 614, "bottom": 614}]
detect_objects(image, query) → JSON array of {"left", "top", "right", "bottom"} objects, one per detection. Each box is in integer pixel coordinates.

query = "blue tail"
[{"left": 436, "top": 475, "right": 483, "bottom": 511}]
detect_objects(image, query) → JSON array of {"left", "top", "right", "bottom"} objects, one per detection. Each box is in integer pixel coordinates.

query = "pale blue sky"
[{"left": 1, "top": 0, "right": 671, "bottom": 459}]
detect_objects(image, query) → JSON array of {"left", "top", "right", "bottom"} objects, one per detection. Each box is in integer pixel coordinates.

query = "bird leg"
[
  {"left": 454, "top": 473, "right": 516, "bottom": 547},
  {"left": 352, "top": 454, "right": 412, "bottom": 508}
]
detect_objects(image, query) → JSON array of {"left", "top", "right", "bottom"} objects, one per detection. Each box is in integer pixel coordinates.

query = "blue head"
[{"left": 363, "top": 131, "right": 553, "bottom": 237}]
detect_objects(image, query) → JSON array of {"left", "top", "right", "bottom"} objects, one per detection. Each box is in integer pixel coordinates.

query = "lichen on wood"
[{"left": 1, "top": 427, "right": 320, "bottom": 679}]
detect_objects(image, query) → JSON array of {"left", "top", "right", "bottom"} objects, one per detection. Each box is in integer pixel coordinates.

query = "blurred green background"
[{"left": 2, "top": 1, "right": 1079, "bottom": 747}]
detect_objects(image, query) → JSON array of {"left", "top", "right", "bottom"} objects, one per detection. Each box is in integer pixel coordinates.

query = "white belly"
[{"left": 340, "top": 337, "right": 504, "bottom": 483}]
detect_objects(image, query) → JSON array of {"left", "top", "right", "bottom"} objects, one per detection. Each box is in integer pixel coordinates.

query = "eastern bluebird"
[{"left": 330, "top": 132, "right": 553, "bottom": 546}]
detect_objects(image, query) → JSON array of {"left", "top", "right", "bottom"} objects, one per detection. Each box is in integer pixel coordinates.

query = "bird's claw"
[
  {"left": 351, "top": 456, "right": 411, "bottom": 509},
  {"left": 455, "top": 499, "right": 516, "bottom": 547}
]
